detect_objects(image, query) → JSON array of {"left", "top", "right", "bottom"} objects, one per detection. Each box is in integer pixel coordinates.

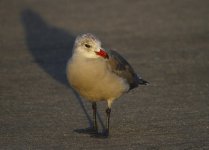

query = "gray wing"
[{"left": 106, "top": 49, "right": 148, "bottom": 90}]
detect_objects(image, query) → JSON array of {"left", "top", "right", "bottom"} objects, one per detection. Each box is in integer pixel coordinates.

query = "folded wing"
[{"left": 107, "top": 49, "right": 149, "bottom": 90}]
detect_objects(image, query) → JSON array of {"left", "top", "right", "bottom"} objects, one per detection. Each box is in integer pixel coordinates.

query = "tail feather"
[
  {"left": 129, "top": 77, "right": 149, "bottom": 90},
  {"left": 138, "top": 78, "right": 149, "bottom": 85}
]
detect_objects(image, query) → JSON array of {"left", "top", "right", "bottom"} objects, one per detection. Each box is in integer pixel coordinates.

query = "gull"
[{"left": 66, "top": 33, "right": 149, "bottom": 137}]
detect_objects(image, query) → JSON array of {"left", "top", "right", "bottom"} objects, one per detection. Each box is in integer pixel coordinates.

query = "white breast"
[{"left": 66, "top": 56, "right": 129, "bottom": 102}]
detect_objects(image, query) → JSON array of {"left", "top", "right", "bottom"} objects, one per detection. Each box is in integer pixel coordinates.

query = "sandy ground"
[{"left": 0, "top": 0, "right": 209, "bottom": 149}]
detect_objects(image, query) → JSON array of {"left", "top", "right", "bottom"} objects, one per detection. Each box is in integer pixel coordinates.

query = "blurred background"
[{"left": 0, "top": 0, "right": 209, "bottom": 149}]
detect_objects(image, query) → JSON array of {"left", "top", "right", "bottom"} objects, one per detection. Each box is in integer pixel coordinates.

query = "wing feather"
[{"left": 107, "top": 49, "right": 145, "bottom": 90}]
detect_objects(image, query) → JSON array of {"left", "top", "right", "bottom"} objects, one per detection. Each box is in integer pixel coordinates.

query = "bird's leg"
[
  {"left": 105, "top": 107, "right": 111, "bottom": 136},
  {"left": 92, "top": 102, "right": 98, "bottom": 132}
]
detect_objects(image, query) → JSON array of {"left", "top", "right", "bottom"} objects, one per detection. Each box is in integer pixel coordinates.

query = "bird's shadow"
[
  {"left": 74, "top": 127, "right": 110, "bottom": 138},
  {"left": 20, "top": 9, "right": 105, "bottom": 135}
]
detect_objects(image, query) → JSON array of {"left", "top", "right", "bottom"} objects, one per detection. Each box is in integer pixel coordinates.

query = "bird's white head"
[{"left": 73, "top": 33, "right": 108, "bottom": 59}]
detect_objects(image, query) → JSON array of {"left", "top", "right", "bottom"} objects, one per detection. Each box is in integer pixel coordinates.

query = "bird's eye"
[{"left": 84, "top": 44, "right": 91, "bottom": 48}]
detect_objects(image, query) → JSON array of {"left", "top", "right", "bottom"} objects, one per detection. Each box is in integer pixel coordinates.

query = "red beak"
[{"left": 95, "top": 49, "right": 109, "bottom": 59}]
